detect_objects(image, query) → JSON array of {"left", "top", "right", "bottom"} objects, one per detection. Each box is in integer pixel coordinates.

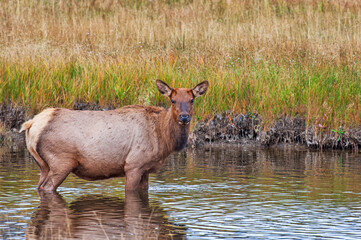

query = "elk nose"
[{"left": 180, "top": 114, "right": 190, "bottom": 124}]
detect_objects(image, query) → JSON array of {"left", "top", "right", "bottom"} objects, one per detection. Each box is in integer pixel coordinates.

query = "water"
[{"left": 1, "top": 145, "right": 361, "bottom": 239}]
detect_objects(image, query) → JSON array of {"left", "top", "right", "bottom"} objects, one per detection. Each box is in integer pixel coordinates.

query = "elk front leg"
[
  {"left": 138, "top": 173, "right": 149, "bottom": 190},
  {"left": 125, "top": 168, "right": 143, "bottom": 191}
]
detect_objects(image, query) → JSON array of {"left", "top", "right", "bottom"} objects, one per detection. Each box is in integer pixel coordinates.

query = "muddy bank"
[
  {"left": 189, "top": 113, "right": 361, "bottom": 150},
  {"left": 0, "top": 104, "right": 26, "bottom": 147},
  {"left": 1, "top": 104, "right": 360, "bottom": 150}
]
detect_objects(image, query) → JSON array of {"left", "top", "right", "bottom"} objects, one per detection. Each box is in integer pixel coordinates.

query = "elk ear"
[
  {"left": 156, "top": 79, "right": 173, "bottom": 97},
  {"left": 192, "top": 81, "right": 209, "bottom": 98}
]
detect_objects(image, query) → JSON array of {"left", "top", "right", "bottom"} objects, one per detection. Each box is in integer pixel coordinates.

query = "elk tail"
[{"left": 19, "top": 120, "right": 34, "bottom": 133}]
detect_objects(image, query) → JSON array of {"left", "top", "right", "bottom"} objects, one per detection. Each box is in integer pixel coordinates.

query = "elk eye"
[
  {"left": 191, "top": 99, "right": 194, "bottom": 104},
  {"left": 171, "top": 99, "right": 175, "bottom": 104}
]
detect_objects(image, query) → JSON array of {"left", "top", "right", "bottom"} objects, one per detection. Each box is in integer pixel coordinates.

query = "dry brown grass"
[
  {"left": 1, "top": 0, "right": 361, "bottom": 63},
  {"left": 1, "top": 0, "right": 360, "bottom": 62}
]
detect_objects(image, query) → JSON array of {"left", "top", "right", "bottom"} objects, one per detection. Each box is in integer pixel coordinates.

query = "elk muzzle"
[{"left": 179, "top": 114, "right": 190, "bottom": 125}]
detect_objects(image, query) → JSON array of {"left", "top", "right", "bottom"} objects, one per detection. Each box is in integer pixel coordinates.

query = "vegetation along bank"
[{"left": 1, "top": 0, "right": 360, "bottom": 149}]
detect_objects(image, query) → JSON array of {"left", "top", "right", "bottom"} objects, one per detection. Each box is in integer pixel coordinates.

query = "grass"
[{"left": 1, "top": 0, "right": 361, "bottom": 129}]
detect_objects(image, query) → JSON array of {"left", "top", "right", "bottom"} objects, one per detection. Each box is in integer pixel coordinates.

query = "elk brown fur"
[{"left": 20, "top": 80, "right": 209, "bottom": 192}]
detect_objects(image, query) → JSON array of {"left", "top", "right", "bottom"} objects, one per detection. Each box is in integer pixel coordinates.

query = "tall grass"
[{"left": 1, "top": 0, "right": 361, "bottom": 128}]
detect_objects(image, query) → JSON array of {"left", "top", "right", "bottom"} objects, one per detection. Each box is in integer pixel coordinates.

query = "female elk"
[{"left": 20, "top": 80, "right": 209, "bottom": 192}]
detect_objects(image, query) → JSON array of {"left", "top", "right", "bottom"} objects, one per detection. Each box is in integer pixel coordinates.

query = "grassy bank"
[{"left": 1, "top": 0, "right": 361, "bottom": 129}]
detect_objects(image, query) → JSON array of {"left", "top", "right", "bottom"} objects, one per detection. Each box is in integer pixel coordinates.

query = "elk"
[{"left": 20, "top": 80, "right": 209, "bottom": 192}]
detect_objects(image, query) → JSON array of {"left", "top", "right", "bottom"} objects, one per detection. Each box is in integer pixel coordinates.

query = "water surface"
[{"left": 1, "top": 145, "right": 361, "bottom": 239}]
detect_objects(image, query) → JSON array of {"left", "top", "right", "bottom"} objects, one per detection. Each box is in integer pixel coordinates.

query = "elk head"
[{"left": 156, "top": 80, "right": 209, "bottom": 126}]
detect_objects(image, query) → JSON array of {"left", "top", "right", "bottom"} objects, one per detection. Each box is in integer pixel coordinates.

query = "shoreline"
[
  {"left": 189, "top": 113, "right": 361, "bottom": 150},
  {"left": 1, "top": 104, "right": 360, "bottom": 150}
]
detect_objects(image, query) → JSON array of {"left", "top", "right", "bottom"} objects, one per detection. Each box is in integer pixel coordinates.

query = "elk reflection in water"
[{"left": 26, "top": 192, "right": 186, "bottom": 239}]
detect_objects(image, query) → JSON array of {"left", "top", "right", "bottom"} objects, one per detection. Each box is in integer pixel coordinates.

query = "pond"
[{"left": 1, "top": 145, "right": 361, "bottom": 239}]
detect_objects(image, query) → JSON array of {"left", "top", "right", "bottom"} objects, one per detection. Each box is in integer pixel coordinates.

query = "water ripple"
[{"left": 1, "top": 146, "right": 361, "bottom": 239}]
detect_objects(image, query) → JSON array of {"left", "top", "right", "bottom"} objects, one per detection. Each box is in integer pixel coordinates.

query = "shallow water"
[{"left": 1, "top": 145, "right": 361, "bottom": 239}]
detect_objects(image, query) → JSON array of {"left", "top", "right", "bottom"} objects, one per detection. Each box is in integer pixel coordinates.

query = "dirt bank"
[
  {"left": 189, "top": 113, "right": 361, "bottom": 150},
  {"left": 0, "top": 104, "right": 27, "bottom": 147},
  {"left": 1, "top": 104, "right": 360, "bottom": 150}
]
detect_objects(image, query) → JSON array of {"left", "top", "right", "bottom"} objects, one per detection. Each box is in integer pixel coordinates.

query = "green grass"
[{"left": 1, "top": 57, "right": 360, "bottom": 129}]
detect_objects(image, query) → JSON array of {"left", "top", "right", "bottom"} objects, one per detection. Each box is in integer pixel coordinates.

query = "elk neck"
[{"left": 157, "top": 107, "right": 190, "bottom": 155}]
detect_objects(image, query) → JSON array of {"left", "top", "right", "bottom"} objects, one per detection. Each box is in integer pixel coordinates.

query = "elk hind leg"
[
  {"left": 39, "top": 161, "right": 77, "bottom": 192},
  {"left": 28, "top": 147, "right": 50, "bottom": 190}
]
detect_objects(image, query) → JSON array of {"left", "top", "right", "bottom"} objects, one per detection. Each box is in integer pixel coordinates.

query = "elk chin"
[{"left": 177, "top": 120, "right": 190, "bottom": 126}]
